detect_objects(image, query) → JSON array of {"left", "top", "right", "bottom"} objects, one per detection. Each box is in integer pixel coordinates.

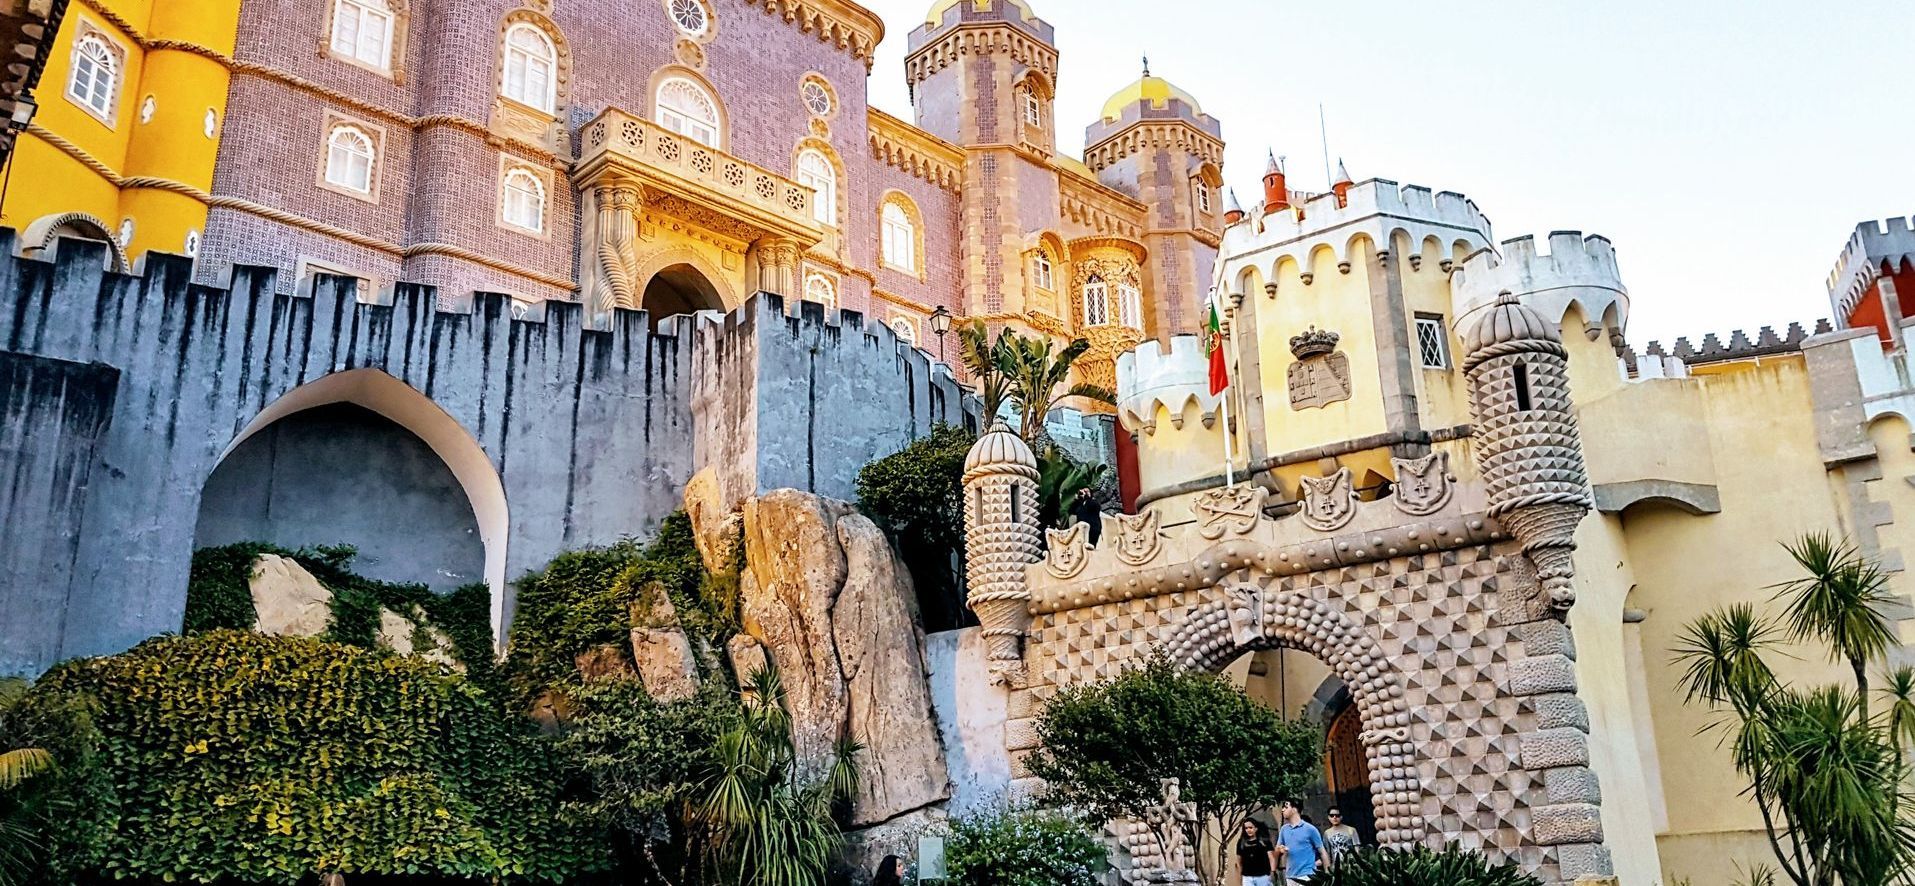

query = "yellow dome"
[
  {"left": 1100, "top": 74, "right": 1203, "bottom": 122},
  {"left": 926, "top": 0, "right": 1035, "bottom": 27}
]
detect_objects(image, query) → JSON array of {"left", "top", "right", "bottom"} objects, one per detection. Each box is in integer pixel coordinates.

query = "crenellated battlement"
[
  {"left": 1453, "top": 231, "right": 1629, "bottom": 341},
  {"left": 1828, "top": 216, "right": 1915, "bottom": 321},
  {"left": 1116, "top": 334, "right": 1221, "bottom": 434},
  {"left": 1618, "top": 320, "right": 1834, "bottom": 378},
  {"left": 1217, "top": 178, "right": 1494, "bottom": 284}
]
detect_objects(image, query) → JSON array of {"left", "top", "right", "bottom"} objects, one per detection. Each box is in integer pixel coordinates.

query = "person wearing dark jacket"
[{"left": 873, "top": 854, "right": 905, "bottom": 886}]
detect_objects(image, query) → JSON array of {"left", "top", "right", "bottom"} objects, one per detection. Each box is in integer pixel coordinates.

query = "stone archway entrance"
[{"left": 642, "top": 261, "right": 725, "bottom": 323}]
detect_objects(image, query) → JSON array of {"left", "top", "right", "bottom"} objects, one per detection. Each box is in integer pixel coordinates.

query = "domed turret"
[
  {"left": 1463, "top": 293, "right": 1592, "bottom": 614},
  {"left": 1099, "top": 71, "right": 1205, "bottom": 123},
  {"left": 962, "top": 422, "right": 1042, "bottom": 682},
  {"left": 925, "top": 0, "right": 1037, "bottom": 28}
]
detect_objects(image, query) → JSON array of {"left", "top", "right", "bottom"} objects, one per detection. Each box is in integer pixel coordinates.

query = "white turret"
[{"left": 962, "top": 422, "right": 1042, "bottom": 682}]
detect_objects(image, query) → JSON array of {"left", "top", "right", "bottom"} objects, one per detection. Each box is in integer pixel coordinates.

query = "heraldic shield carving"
[
  {"left": 1109, "top": 509, "right": 1164, "bottom": 565},
  {"left": 1391, "top": 450, "right": 1456, "bottom": 516},
  {"left": 1193, "top": 484, "right": 1266, "bottom": 539},
  {"left": 1299, "top": 467, "right": 1358, "bottom": 531},
  {"left": 1045, "top": 523, "right": 1090, "bottom": 579}
]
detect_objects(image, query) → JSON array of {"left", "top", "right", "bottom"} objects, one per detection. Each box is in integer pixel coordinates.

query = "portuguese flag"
[{"left": 1206, "top": 300, "right": 1229, "bottom": 395}]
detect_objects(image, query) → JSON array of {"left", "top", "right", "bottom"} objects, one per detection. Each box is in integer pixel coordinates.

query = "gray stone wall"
[
  {"left": 194, "top": 403, "right": 487, "bottom": 590},
  {"left": 0, "top": 353, "right": 119, "bottom": 676},
  {"left": 692, "top": 293, "right": 978, "bottom": 513},
  {"left": 0, "top": 235, "right": 696, "bottom": 675}
]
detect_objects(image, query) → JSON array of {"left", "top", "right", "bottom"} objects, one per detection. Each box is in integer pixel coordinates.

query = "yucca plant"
[
  {"left": 1315, "top": 844, "right": 1542, "bottom": 886},
  {"left": 958, "top": 321, "right": 1014, "bottom": 424},
  {"left": 1000, "top": 333, "right": 1115, "bottom": 445},
  {"left": 1773, "top": 533, "right": 1898, "bottom": 719},
  {"left": 689, "top": 667, "right": 862, "bottom": 886}
]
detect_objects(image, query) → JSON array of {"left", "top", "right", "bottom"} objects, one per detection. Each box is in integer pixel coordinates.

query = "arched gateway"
[{"left": 961, "top": 295, "right": 1615, "bottom": 885}]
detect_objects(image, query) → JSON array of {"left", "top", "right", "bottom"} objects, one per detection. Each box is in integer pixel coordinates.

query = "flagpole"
[{"left": 1214, "top": 287, "right": 1235, "bottom": 487}]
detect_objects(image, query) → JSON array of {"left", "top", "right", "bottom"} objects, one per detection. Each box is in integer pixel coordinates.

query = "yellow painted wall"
[
  {"left": 3, "top": 0, "right": 239, "bottom": 263},
  {"left": 1254, "top": 239, "right": 1389, "bottom": 460}
]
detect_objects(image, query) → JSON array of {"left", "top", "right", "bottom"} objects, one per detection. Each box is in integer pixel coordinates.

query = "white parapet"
[
  {"left": 1217, "top": 179, "right": 1494, "bottom": 285},
  {"left": 1116, "top": 334, "right": 1219, "bottom": 435},
  {"left": 1453, "top": 231, "right": 1629, "bottom": 342},
  {"left": 1827, "top": 216, "right": 1915, "bottom": 322}
]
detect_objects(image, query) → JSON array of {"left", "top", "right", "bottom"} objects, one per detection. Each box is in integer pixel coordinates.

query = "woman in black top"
[
  {"left": 1235, "top": 819, "right": 1278, "bottom": 885},
  {"left": 873, "top": 854, "right": 905, "bottom": 886}
]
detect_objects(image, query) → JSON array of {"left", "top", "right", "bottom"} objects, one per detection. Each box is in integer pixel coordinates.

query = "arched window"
[
  {"left": 1117, "top": 281, "right": 1142, "bottom": 331},
  {"left": 1083, "top": 274, "right": 1109, "bottom": 326},
  {"left": 655, "top": 76, "right": 719, "bottom": 146},
  {"left": 501, "top": 23, "right": 557, "bottom": 113},
  {"left": 797, "top": 149, "right": 835, "bottom": 226},
  {"left": 324, "top": 124, "right": 377, "bottom": 193},
  {"left": 890, "top": 317, "right": 918, "bottom": 346},
  {"left": 67, "top": 33, "right": 119, "bottom": 120},
  {"left": 881, "top": 202, "right": 915, "bottom": 272},
  {"left": 1033, "top": 251, "right": 1055, "bottom": 291},
  {"left": 803, "top": 272, "right": 836, "bottom": 307},
  {"left": 331, "top": 0, "right": 395, "bottom": 69},
  {"left": 501, "top": 166, "right": 546, "bottom": 233}
]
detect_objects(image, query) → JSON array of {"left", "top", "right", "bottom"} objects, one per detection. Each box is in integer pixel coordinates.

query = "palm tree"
[
  {"left": 1000, "top": 334, "right": 1115, "bottom": 445},
  {"left": 957, "top": 321, "right": 1013, "bottom": 425},
  {"left": 1772, "top": 533, "right": 1898, "bottom": 719},
  {"left": 690, "top": 667, "right": 861, "bottom": 886},
  {"left": 0, "top": 680, "right": 54, "bottom": 886}
]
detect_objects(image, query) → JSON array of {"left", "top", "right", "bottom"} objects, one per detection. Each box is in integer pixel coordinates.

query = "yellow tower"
[{"left": 2, "top": 0, "right": 239, "bottom": 268}]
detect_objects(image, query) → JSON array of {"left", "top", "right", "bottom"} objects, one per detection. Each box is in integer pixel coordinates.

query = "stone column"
[
  {"left": 583, "top": 184, "right": 641, "bottom": 316},
  {"left": 752, "top": 238, "right": 800, "bottom": 298}
]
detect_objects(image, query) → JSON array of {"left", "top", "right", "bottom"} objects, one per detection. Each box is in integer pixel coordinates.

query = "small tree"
[
  {"left": 1029, "top": 657, "right": 1321, "bottom": 885},
  {"left": 958, "top": 321, "right": 1013, "bottom": 423},
  {"left": 1673, "top": 535, "right": 1915, "bottom": 886},
  {"left": 1000, "top": 333, "right": 1115, "bottom": 445},
  {"left": 942, "top": 807, "right": 1109, "bottom": 886},
  {"left": 857, "top": 423, "right": 976, "bottom": 631}
]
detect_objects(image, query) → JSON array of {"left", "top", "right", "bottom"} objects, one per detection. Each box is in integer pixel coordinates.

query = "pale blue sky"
[{"left": 862, "top": 0, "right": 1914, "bottom": 346}]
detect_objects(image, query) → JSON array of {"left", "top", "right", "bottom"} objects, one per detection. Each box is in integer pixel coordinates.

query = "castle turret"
[
  {"left": 1331, "top": 159, "right": 1353, "bottom": 208},
  {"left": 1463, "top": 294, "right": 1593, "bottom": 613},
  {"left": 1261, "top": 151, "right": 1288, "bottom": 215},
  {"left": 962, "top": 423, "right": 1043, "bottom": 682},
  {"left": 1223, "top": 187, "right": 1244, "bottom": 226}
]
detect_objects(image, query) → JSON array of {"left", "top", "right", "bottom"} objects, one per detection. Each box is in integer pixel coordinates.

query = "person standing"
[
  {"left": 1322, "top": 808, "right": 1360, "bottom": 866},
  {"left": 872, "top": 854, "right": 905, "bottom": 886},
  {"left": 1276, "top": 799, "right": 1329, "bottom": 884},
  {"left": 1234, "top": 819, "right": 1278, "bottom": 886}
]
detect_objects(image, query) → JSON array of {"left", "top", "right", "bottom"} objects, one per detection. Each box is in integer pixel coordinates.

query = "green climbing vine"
[{"left": 10, "top": 630, "right": 604, "bottom": 883}]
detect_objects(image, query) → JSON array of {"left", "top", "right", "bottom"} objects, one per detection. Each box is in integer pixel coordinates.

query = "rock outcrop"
[
  {"left": 693, "top": 484, "right": 952, "bottom": 827},
  {"left": 250, "top": 554, "right": 333, "bottom": 637},
  {"left": 629, "top": 584, "right": 701, "bottom": 702}
]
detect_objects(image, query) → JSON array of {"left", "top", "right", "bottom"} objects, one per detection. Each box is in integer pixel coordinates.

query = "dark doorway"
[
  {"left": 641, "top": 262, "right": 724, "bottom": 328},
  {"left": 1322, "top": 701, "right": 1377, "bottom": 844}
]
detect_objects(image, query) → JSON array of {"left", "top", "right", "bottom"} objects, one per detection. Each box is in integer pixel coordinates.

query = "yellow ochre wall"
[{"left": 3, "top": 0, "right": 239, "bottom": 263}]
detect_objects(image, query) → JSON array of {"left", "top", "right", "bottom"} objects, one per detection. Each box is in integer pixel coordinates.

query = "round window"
[
  {"left": 802, "top": 80, "right": 832, "bottom": 117},
  {"left": 669, "top": 0, "right": 709, "bottom": 37}
]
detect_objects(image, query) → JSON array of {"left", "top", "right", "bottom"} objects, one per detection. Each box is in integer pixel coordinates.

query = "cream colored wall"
[
  {"left": 1254, "top": 238, "right": 1389, "bottom": 458},
  {"left": 1401, "top": 234, "right": 1472, "bottom": 430},
  {"left": 1590, "top": 360, "right": 1856, "bottom": 886}
]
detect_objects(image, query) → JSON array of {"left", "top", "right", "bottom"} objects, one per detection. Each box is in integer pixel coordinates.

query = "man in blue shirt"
[{"left": 1276, "top": 798, "right": 1329, "bottom": 883}]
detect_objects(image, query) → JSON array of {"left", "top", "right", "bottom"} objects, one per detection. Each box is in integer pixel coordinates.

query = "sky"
[{"left": 860, "top": 0, "right": 1915, "bottom": 346}]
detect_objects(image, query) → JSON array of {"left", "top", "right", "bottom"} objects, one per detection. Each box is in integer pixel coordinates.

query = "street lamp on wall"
[{"left": 930, "top": 305, "right": 952, "bottom": 361}]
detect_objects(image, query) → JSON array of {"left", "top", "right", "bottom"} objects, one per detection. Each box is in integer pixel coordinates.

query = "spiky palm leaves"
[
  {"left": 1673, "top": 538, "right": 1915, "bottom": 886},
  {"left": 690, "top": 668, "right": 862, "bottom": 886},
  {"left": 956, "top": 321, "right": 1115, "bottom": 442},
  {"left": 1773, "top": 533, "right": 1898, "bottom": 720},
  {"left": 0, "top": 679, "right": 54, "bottom": 886}
]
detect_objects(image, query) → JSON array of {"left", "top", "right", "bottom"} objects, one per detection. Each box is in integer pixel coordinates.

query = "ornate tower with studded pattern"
[
  {"left": 1463, "top": 293, "right": 1593, "bottom": 613},
  {"left": 962, "top": 422, "right": 1043, "bottom": 681}
]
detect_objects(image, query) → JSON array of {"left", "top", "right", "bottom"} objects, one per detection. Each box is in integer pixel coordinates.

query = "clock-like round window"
[
  {"left": 802, "top": 80, "right": 832, "bottom": 116},
  {"left": 669, "top": 0, "right": 709, "bottom": 37}
]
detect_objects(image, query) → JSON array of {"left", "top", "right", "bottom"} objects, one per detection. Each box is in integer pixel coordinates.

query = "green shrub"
[
  {"left": 12, "top": 630, "right": 602, "bottom": 883},
  {"left": 856, "top": 423, "right": 974, "bottom": 631},
  {"left": 942, "top": 807, "right": 1107, "bottom": 886},
  {"left": 1316, "top": 844, "right": 1543, "bottom": 886},
  {"left": 182, "top": 542, "right": 274, "bottom": 632}
]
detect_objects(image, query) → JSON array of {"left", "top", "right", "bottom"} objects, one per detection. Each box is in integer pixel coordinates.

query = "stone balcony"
[{"left": 574, "top": 108, "right": 824, "bottom": 249}]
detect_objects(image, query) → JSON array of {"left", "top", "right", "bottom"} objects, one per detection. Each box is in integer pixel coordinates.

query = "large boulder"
[
  {"left": 739, "top": 491, "right": 855, "bottom": 768},
  {"left": 718, "top": 488, "right": 953, "bottom": 827},
  {"left": 684, "top": 466, "right": 745, "bottom": 571},
  {"left": 249, "top": 554, "right": 333, "bottom": 636},
  {"left": 834, "top": 513, "right": 952, "bottom": 822}
]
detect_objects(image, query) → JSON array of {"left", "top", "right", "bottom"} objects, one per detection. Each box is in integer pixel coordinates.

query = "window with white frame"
[
  {"left": 1415, "top": 314, "right": 1449, "bottom": 369},
  {"left": 501, "top": 23, "right": 557, "bottom": 113},
  {"left": 668, "top": 0, "right": 709, "bottom": 37},
  {"left": 501, "top": 166, "right": 546, "bottom": 233},
  {"left": 1033, "top": 251, "right": 1054, "bottom": 290},
  {"left": 1117, "top": 281, "right": 1142, "bottom": 331},
  {"left": 881, "top": 202, "right": 915, "bottom": 272},
  {"left": 330, "top": 0, "right": 395, "bottom": 70},
  {"left": 1083, "top": 275, "right": 1109, "bottom": 326},
  {"left": 655, "top": 76, "right": 719, "bottom": 146},
  {"left": 1196, "top": 182, "right": 1212, "bottom": 214},
  {"left": 324, "top": 124, "right": 377, "bottom": 193},
  {"left": 67, "top": 33, "right": 120, "bottom": 122},
  {"left": 1023, "top": 89, "right": 1041, "bottom": 127},
  {"left": 797, "top": 149, "right": 835, "bottom": 226},
  {"left": 890, "top": 317, "right": 918, "bottom": 346},
  {"left": 803, "top": 272, "right": 836, "bottom": 307}
]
